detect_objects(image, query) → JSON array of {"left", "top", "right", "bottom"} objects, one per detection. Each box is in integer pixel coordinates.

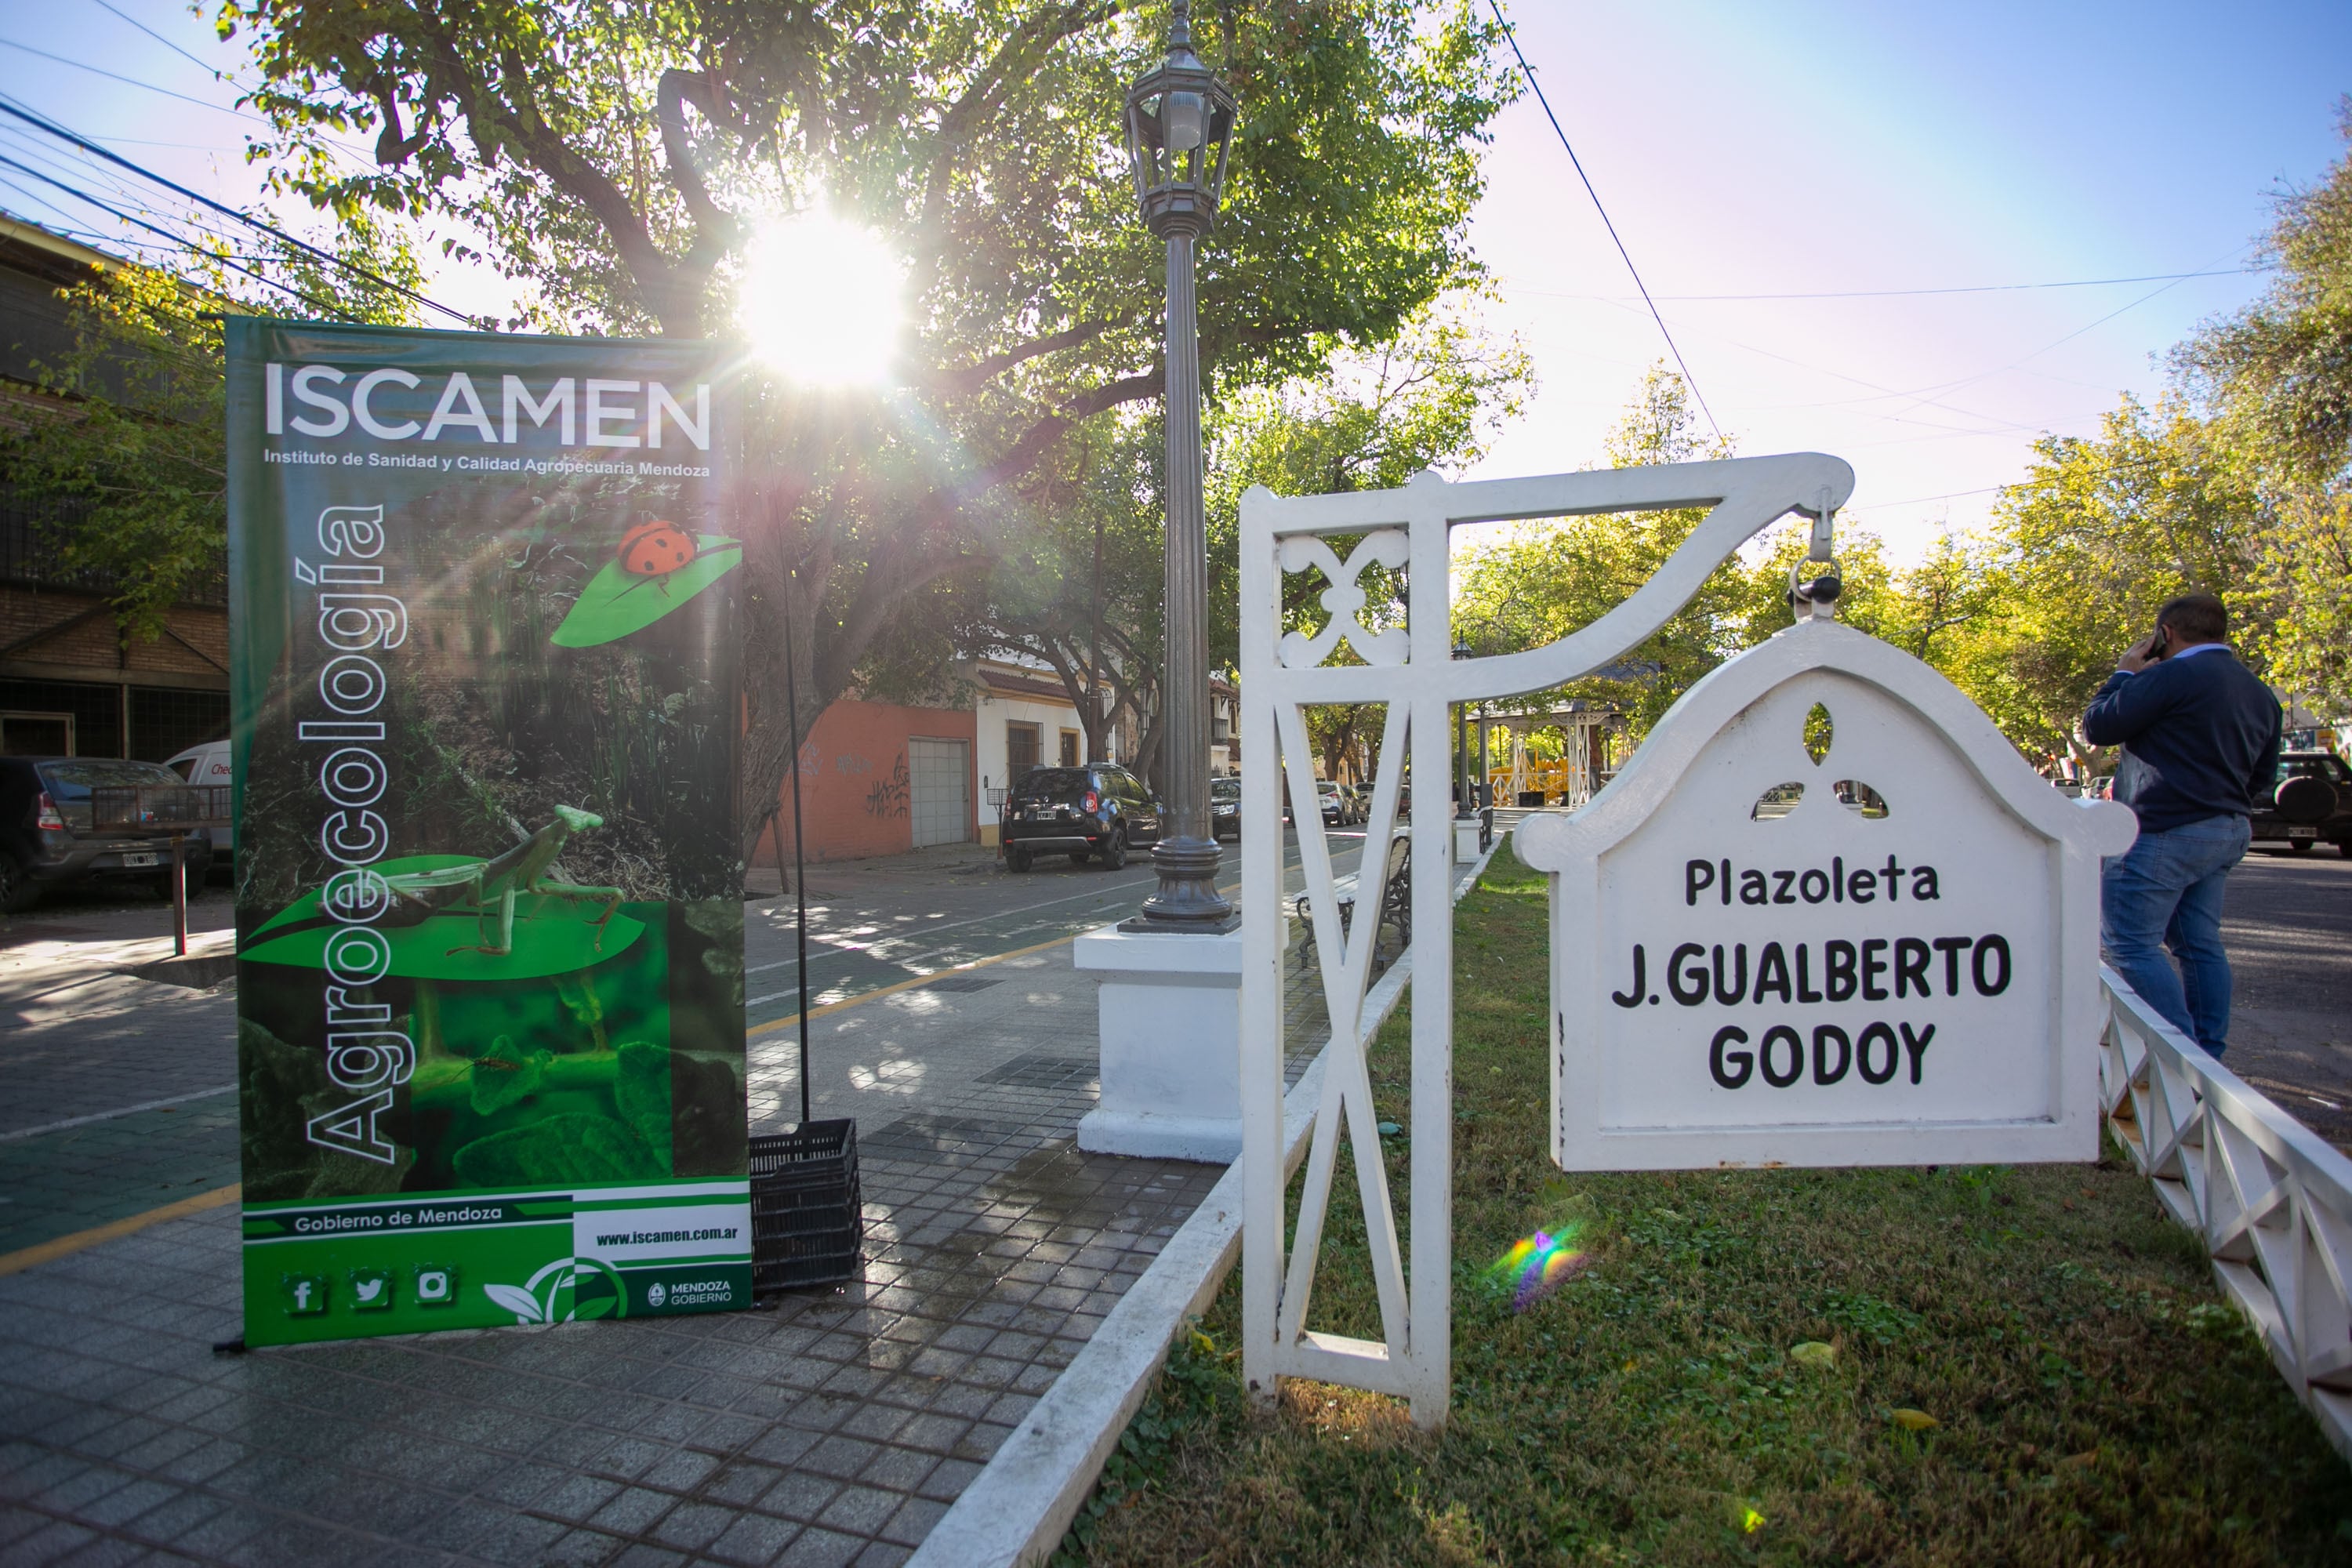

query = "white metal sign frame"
[{"left": 1237, "top": 455, "right": 1855, "bottom": 1426}]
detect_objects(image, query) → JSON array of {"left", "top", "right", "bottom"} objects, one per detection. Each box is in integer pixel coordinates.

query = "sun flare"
[{"left": 740, "top": 212, "right": 903, "bottom": 386}]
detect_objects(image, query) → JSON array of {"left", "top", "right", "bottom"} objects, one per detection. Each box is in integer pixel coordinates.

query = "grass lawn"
[{"left": 1062, "top": 844, "right": 2352, "bottom": 1566}]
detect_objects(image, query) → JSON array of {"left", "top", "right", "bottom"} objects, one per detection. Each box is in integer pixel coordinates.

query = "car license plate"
[
  {"left": 122, "top": 852, "right": 159, "bottom": 867},
  {"left": 2289, "top": 826, "right": 2318, "bottom": 839}
]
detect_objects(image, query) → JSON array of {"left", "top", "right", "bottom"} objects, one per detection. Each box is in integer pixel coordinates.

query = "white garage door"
[{"left": 908, "top": 739, "right": 970, "bottom": 848}]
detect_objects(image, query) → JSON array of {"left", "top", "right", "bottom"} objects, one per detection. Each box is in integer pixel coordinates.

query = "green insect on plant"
[{"left": 379, "top": 805, "right": 622, "bottom": 956}]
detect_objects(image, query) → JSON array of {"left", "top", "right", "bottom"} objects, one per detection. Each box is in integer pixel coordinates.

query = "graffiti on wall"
[{"left": 864, "top": 752, "right": 910, "bottom": 819}]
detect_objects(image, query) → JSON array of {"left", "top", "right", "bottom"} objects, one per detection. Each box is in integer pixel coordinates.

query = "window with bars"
[{"left": 1007, "top": 720, "right": 1040, "bottom": 780}]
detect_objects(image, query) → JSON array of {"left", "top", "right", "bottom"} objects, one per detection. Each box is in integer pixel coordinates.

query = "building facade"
[{"left": 2, "top": 218, "right": 229, "bottom": 762}]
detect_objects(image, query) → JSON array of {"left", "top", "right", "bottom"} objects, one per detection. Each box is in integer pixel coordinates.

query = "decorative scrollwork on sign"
[{"left": 1276, "top": 530, "right": 1410, "bottom": 669}]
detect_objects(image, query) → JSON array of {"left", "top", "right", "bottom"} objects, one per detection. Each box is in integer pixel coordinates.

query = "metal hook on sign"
[
  {"left": 1807, "top": 485, "right": 1835, "bottom": 564},
  {"left": 1788, "top": 555, "right": 1842, "bottom": 621}
]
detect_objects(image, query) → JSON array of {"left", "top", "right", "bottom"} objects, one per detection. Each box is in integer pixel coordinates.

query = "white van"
[{"left": 165, "top": 738, "right": 234, "bottom": 870}]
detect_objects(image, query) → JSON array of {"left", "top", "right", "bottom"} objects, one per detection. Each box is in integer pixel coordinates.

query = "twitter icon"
[{"left": 348, "top": 1268, "right": 394, "bottom": 1311}]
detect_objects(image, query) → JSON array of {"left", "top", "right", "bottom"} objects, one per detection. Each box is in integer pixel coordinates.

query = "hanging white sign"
[{"left": 1516, "top": 617, "right": 2138, "bottom": 1171}]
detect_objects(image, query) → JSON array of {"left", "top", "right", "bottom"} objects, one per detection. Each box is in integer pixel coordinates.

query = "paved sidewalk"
[{"left": 1, "top": 839, "right": 1356, "bottom": 1566}]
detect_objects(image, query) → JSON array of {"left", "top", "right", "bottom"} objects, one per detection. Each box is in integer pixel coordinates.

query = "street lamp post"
[
  {"left": 1125, "top": 0, "right": 1239, "bottom": 933},
  {"left": 1451, "top": 637, "right": 1475, "bottom": 820}
]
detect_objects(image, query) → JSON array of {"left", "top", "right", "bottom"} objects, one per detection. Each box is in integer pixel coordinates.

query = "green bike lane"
[{"left": 2, "top": 829, "right": 1363, "bottom": 1260}]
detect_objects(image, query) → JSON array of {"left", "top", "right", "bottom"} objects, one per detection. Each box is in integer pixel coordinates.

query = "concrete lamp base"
[
  {"left": 1454, "top": 817, "right": 1482, "bottom": 864},
  {"left": 1073, "top": 921, "right": 1243, "bottom": 1163}
]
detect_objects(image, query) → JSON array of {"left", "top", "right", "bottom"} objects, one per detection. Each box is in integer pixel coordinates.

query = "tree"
[
  {"left": 2244, "top": 486, "right": 2352, "bottom": 715},
  {"left": 223, "top": 0, "right": 1519, "bottom": 855},
  {"left": 2174, "top": 104, "right": 2352, "bottom": 716},
  {"left": 2176, "top": 100, "right": 2352, "bottom": 486},
  {"left": 0, "top": 216, "right": 423, "bottom": 637},
  {"left": 1203, "top": 302, "right": 1533, "bottom": 785},
  {"left": 1452, "top": 365, "right": 1748, "bottom": 739},
  {"left": 1946, "top": 397, "right": 2264, "bottom": 773}
]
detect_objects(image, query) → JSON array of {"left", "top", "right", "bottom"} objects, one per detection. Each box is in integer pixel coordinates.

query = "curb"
[{"left": 906, "top": 840, "right": 1497, "bottom": 1567}]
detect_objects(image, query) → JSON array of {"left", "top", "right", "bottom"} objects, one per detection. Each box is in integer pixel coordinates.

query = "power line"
[
  {"left": 1503, "top": 267, "right": 2261, "bottom": 303},
  {"left": 1484, "top": 2, "right": 1722, "bottom": 442},
  {"left": 0, "top": 154, "right": 358, "bottom": 319},
  {"left": 0, "top": 97, "right": 477, "bottom": 326},
  {"left": 85, "top": 0, "right": 246, "bottom": 87},
  {"left": 0, "top": 37, "right": 252, "bottom": 121}
]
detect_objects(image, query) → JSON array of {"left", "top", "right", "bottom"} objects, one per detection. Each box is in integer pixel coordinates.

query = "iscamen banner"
[{"left": 225, "top": 318, "right": 749, "bottom": 1345}]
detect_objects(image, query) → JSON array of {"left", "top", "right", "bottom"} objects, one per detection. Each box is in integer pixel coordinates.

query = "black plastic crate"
[{"left": 749, "top": 1120, "right": 863, "bottom": 1293}]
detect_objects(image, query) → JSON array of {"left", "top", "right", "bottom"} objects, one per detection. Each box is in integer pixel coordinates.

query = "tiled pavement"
[{"left": 2, "top": 877, "right": 1348, "bottom": 1565}]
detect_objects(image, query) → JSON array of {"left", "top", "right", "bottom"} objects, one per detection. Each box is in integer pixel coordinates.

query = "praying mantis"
[{"left": 379, "top": 804, "right": 623, "bottom": 956}]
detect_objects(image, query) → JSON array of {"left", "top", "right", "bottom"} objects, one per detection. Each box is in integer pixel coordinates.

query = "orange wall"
[{"left": 760, "top": 698, "right": 977, "bottom": 866}]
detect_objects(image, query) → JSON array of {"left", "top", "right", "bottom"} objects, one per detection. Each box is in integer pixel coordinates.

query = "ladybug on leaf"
[{"left": 615, "top": 519, "right": 699, "bottom": 596}]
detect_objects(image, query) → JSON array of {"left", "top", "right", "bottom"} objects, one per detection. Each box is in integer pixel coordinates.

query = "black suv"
[
  {"left": 2251, "top": 750, "right": 2352, "bottom": 856},
  {"left": 1000, "top": 764, "right": 1162, "bottom": 872},
  {"left": 1, "top": 757, "right": 216, "bottom": 912}
]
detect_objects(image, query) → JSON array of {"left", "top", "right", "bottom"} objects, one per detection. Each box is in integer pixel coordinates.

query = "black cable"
[
  {"left": 0, "top": 98, "right": 477, "bottom": 326},
  {"left": 1508, "top": 267, "right": 2258, "bottom": 303},
  {"left": 0, "top": 38, "right": 253, "bottom": 120},
  {"left": 1485, "top": 2, "right": 1722, "bottom": 442},
  {"left": 0, "top": 155, "right": 360, "bottom": 319},
  {"left": 87, "top": 0, "right": 245, "bottom": 86}
]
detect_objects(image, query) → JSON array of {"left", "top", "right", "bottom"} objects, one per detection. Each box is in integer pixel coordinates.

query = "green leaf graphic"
[
  {"left": 242, "top": 855, "right": 643, "bottom": 980},
  {"left": 452, "top": 1112, "right": 662, "bottom": 1186},
  {"left": 550, "top": 535, "right": 740, "bottom": 648},
  {"left": 469, "top": 1037, "right": 552, "bottom": 1115}
]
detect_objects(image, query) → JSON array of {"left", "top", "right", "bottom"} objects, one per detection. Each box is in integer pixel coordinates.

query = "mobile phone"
[{"left": 2142, "top": 627, "right": 2169, "bottom": 662}]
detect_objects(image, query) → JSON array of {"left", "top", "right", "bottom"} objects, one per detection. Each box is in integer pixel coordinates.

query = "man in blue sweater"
[{"left": 2082, "top": 593, "right": 2281, "bottom": 1058}]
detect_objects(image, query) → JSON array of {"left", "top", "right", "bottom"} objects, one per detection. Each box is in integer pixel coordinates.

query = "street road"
[
  {"left": 0, "top": 829, "right": 1366, "bottom": 1258},
  {"left": 742, "top": 831, "right": 1357, "bottom": 1029},
  {"left": 2216, "top": 847, "right": 2352, "bottom": 1149}
]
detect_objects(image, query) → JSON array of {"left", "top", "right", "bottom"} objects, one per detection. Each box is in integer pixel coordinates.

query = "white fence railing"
[{"left": 2099, "top": 966, "right": 2352, "bottom": 1460}]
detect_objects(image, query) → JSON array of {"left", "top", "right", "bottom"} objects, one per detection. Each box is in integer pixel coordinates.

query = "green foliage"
[
  {"left": 615, "top": 1038, "right": 677, "bottom": 1165},
  {"left": 2176, "top": 100, "right": 2352, "bottom": 485},
  {"left": 2246, "top": 489, "right": 2352, "bottom": 713},
  {"left": 218, "top": 0, "right": 1521, "bottom": 849},
  {"left": 0, "top": 215, "right": 423, "bottom": 637},
  {"left": 451, "top": 1111, "right": 664, "bottom": 1186},
  {"left": 1452, "top": 365, "right": 1750, "bottom": 740},
  {"left": 467, "top": 1036, "right": 551, "bottom": 1115},
  {"left": 1944, "top": 397, "right": 2263, "bottom": 770},
  {"left": 550, "top": 536, "right": 743, "bottom": 647}
]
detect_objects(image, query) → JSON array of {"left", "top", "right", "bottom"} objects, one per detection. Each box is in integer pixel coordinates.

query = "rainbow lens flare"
[{"left": 1486, "top": 1228, "right": 1590, "bottom": 1312}]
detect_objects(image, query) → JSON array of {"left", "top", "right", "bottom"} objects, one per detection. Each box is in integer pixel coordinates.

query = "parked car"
[
  {"left": 2084, "top": 775, "right": 2114, "bottom": 801},
  {"left": 165, "top": 738, "right": 235, "bottom": 877},
  {"left": 1210, "top": 777, "right": 1240, "bottom": 841},
  {"left": 1000, "top": 764, "right": 1162, "bottom": 872},
  {"left": 2249, "top": 750, "right": 2352, "bottom": 856},
  {"left": 0, "top": 757, "right": 215, "bottom": 913},
  {"left": 1315, "top": 779, "right": 1349, "bottom": 828}
]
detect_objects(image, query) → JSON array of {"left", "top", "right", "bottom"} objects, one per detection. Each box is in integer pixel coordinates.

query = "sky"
[{"left": 2, "top": 1, "right": 2347, "bottom": 563}]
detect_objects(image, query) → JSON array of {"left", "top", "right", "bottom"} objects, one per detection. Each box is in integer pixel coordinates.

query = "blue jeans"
[{"left": 2100, "top": 813, "right": 2250, "bottom": 1057}]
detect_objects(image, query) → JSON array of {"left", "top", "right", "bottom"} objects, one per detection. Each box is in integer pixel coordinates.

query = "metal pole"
[
  {"left": 169, "top": 831, "right": 187, "bottom": 957},
  {"left": 782, "top": 565, "right": 813, "bottom": 1125},
  {"left": 1454, "top": 702, "right": 1472, "bottom": 819},
  {"left": 1477, "top": 707, "right": 1490, "bottom": 808},
  {"left": 1131, "top": 223, "right": 1234, "bottom": 931},
  {"left": 1090, "top": 513, "right": 1104, "bottom": 763}
]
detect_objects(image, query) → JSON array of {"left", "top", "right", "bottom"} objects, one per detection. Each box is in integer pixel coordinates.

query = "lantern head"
[{"left": 1125, "top": 2, "right": 1238, "bottom": 238}]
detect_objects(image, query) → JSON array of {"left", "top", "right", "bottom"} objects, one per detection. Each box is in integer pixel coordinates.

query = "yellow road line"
[
  {"left": 747, "top": 931, "right": 1080, "bottom": 1039},
  {"left": 748, "top": 872, "right": 1253, "bottom": 1042},
  {"left": 0, "top": 1182, "right": 241, "bottom": 1277}
]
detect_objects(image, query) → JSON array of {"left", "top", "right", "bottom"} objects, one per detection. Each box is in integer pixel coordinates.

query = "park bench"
[{"left": 1294, "top": 829, "right": 1411, "bottom": 975}]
